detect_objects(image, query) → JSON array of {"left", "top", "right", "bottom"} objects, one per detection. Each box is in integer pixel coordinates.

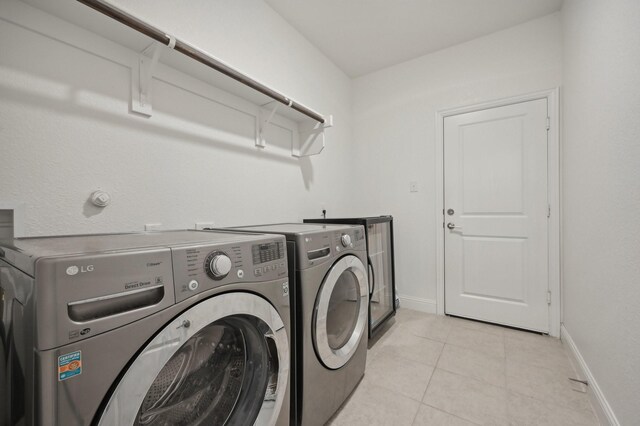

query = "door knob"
[{"left": 447, "top": 222, "right": 463, "bottom": 230}]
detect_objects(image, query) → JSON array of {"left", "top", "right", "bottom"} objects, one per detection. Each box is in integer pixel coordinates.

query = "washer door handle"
[
  {"left": 368, "top": 257, "right": 375, "bottom": 297},
  {"left": 67, "top": 284, "right": 165, "bottom": 322},
  {"left": 176, "top": 319, "right": 191, "bottom": 329}
]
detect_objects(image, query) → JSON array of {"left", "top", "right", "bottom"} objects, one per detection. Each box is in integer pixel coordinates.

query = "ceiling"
[{"left": 265, "top": 0, "right": 563, "bottom": 77}]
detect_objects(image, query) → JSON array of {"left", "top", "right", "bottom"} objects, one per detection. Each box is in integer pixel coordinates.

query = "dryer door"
[
  {"left": 313, "top": 255, "right": 368, "bottom": 369},
  {"left": 97, "top": 292, "right": 289, "bottom": 426}
]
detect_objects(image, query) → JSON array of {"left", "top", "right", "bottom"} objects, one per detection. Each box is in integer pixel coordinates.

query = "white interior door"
[{"left": 444, "top": 99, "right": 549, "bottom": 332}]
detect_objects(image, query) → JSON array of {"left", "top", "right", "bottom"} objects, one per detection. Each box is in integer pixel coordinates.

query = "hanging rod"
[{"left": 76, "top": 0, "right": 326, "bottom": 124}]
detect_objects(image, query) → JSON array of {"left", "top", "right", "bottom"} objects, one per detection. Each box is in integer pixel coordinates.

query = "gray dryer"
[{"left": 221, "top": 224, "right": 369, "bottom": 426}]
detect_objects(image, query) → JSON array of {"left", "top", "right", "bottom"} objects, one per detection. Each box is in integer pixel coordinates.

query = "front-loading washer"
[
  {"left": 221, "top": 224, "right": 369, "bottom": 426},
  {"left": 0, "top": 230, "right": 291, "bottom": 426}
]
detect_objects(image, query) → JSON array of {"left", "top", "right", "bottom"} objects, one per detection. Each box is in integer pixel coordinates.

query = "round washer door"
[
  {"left": 97, "top": 292, "right": 289, "bottom": 426},
  {"left": 313, "top": 255, "right": 368, "bottom": 370}
]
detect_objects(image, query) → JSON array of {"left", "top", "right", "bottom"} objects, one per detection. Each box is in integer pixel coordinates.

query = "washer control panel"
[
  {"left": 171, "top": 236, "right": 287, "bottom": 302},
  {"left": 204, "top": 251, "right": 232, "bottom": 280},
  {"left": 251, "top": 240, "right": 286, "bottom": 278}
]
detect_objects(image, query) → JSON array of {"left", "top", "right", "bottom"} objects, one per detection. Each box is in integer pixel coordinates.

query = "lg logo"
[{"left": 66, "top": 265, "right": 94, "bottom": 276}]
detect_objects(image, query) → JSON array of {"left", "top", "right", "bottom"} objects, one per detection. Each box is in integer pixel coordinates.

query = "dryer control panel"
[
  {"left": 171, "top": 236, "right": 288, "bottom": 302},
  {"left": 333, "top": 227, "right": 365, "bottom": 253},
  {"left": 295, "top": 225, "right": 366, "bottom": 270}
]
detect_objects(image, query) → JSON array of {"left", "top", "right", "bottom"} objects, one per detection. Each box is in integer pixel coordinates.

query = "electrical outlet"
[
  {"left": 409, "top": 181, "right": 418, "bottom": 193},
  {"left": 144, "top": 223, "right": 162, "bottom": 231},
  {"left": 195, "top": 222, "right": 215, "bottom": 230}
]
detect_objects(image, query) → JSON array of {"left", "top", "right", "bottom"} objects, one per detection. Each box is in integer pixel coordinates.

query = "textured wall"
[
  {"left": 0, "top": 0, "right": 353, "bottom": 236},
  {"left": 562, "top": 1, "right": 640, "bottom": 424},
  {"left": 351, "top": 13, "right": 562, "bottom": 309}
]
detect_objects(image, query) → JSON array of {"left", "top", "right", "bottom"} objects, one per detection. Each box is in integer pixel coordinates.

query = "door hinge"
[
  {"left": 547, "top": 204, "right": 551, "bottom": 218},
  {"left": 546, "top": 116, "right": 550, "bottom": 131},
  {"left": 547, "top": 290, "right": 552, "bottom": 305}
]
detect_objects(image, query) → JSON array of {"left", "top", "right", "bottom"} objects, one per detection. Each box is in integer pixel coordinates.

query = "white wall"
[
  {"left": 351, "top": 13, "right": 562, "bottom": 311},
  {"left": 561, "top": 1, "right": 640, "bottom": 424},
  {"left": 0, "top": 0, "right": 353, "bottom": 236}
]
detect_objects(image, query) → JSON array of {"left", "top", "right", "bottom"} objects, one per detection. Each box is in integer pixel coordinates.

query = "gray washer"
[
  {"left": 0, "top": 230, "right": 291, "bottom": 426},
  {"left": 221, "top": 224, "right": 369, "bottom": 426}
]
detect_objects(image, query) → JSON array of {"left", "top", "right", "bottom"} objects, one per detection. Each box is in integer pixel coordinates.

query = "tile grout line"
[
  {"left": 436, "top": 340, "right": 508, "bottom": 389},
  {"left": 373, "top": 378, "right": 431, "bottom": 404},
  {"left": 389, "top": 310, "right": 450, "bottom": 411},
  {"left": 421, "top": 402, "right": 484, "bottom": 426},
  {"left": 428, "top": 368, "right": 510, "bottom": 425},
  {"left": 408, "top": 402, "right": 422, "bottom": 425},
  {"left": 397, "top": 321, "right": 451, "bottom": 345},
  {"left": 364, "top": 354, "right": 435, "bottom": 404},
  {"left": 442, "top": 339, "right": 506, "bottom": 361},
  {"left": 410, "top": 344, "right": 444, "bottom": 426},
  {"left": 406, "top": 313, "right": 508, "bottom": 423},
  {"left": 419, "top": 340, "right": 446, "bottom": 403},
  {"left": 508, "top": 387, "right": 599, "bottom": 418},
  {"left": 447, "top": 328, "right": 506, "bottom": 352},
  {"left": 408, "top": 329, "right": 449, "bottom": 345},
  {"left": 376, "top": 350, "right": 442, "bottom": 369}
]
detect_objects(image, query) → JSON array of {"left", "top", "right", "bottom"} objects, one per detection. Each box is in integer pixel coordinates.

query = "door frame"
[{"left": 434, "top": 88, "right": 561, "bottom": 337}]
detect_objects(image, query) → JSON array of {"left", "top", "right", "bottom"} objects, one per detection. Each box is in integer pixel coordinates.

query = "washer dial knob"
[
  {"left": 341, "top": 234, "right": 352, "bottom": 247},
  {"left": 205, "top": 252, "right": 232, "bottom": 279}
]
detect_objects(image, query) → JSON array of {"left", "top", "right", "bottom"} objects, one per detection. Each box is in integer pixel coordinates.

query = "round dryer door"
[
  {"left": 313, "top": 255, "right": 368, "bottom": 370},
  {"left": 97, "top": 292, "right": 289, "bottom": 426}
]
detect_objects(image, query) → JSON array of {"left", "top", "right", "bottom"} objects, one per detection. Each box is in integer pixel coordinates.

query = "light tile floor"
[{"left": 328, "top": 308, "right": 599, "bottom": 426}]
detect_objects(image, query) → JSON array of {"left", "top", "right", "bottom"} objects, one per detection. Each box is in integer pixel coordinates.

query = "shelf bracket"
[
  {"left": 293, "top": 114, "right": 333, "bottom": 157},
  {"left": 131, "top": 36, "right": 176, "bottom": 116},
  {"left": 257, "top": 101, "right": 332, "bottom": 158},
  {"left": 257, "top": 100, "right": 290, "bottom": 148}
]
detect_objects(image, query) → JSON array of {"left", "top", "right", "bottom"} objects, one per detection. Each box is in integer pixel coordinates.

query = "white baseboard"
[
  {"left": 561, "top": 325, "right": 619, "bottom": 426},
  {"left": 397, "top": 295, "right": 437, "bottom": 314}
]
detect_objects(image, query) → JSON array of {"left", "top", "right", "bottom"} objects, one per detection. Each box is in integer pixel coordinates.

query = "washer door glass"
[
  {"left": 136, "top": 317, "right": 272, "bottom": 425},
  {"left": 326, "top": 271, "right": 360, "bottom": 350},
  {"left": 98, "top": 293, "right": 289, "bottom": 426},
  {"left": 314, "top": 255, "right": 368, "bottom": 370}
]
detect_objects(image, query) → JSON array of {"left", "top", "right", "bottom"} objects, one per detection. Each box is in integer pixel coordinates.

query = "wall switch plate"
[
  {"left": 144, "top": 223, "right": 162, "bottom": 231},
  {"left": 410, "top": 181, "right": 418, "bottom": 192},
  {"left": 195, "top": 222, "right": 215, "bottom": 230}
]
